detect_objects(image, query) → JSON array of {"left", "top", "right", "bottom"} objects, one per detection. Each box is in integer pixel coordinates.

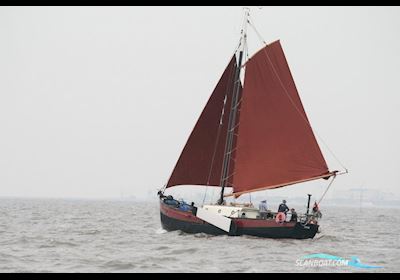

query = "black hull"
[{"left": 160, "top": 210, "right": 319, "bottom": 239}]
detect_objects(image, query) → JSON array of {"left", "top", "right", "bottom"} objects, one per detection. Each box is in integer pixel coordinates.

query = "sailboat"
[{"left": 158, "top": 9, "right": 346, "bottom": 239}]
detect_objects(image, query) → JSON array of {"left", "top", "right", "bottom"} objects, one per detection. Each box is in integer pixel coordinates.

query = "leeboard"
[{"left": 196, "top": 207, "right": 233, "bottom": 233}]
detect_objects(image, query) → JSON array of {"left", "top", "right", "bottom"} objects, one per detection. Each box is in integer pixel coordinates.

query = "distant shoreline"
[{"left": 1, "top": 196, "right": 399, "bottom": 210}]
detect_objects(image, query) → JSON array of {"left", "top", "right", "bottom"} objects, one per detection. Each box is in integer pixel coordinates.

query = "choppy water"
[{"left": 0, "top": 198, "right": 399, "bottom": 272}]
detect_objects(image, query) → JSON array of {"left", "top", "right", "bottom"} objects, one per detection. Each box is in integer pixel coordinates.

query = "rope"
[
  {"left": 159, "top": 184, "right": 167, "bottom": 193},
  {"left": 299, "top": 176, "right": 336, "bottom": 227},
  {"left": 202, "top": 106, "right": 227, "bottom": 205},
  {"left": 248, "top": 15, "right": 267, "bottom": 45},
  {"left": 244, "top": 28, "right": 250, "bottom": 63},
  {"left": 247, "top": 18, "right": 348, "bottom": 173},
  {"left": 201, "top": 53, "right": 237, "bottom": 206},
  {"left": 210, "top": 188, "right": 216, "bottom": 205},
  {"left": 218, "top": 23, "right": 249, "bottom": 195},
  {"left": 317, "top": 174, "right": 337, "bottom": 206},
  {"left": 299, "top": 175, "right": 336, "bottom": 227}
]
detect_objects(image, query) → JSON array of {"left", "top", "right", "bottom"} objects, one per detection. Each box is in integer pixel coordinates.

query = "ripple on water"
[
  {"left": 45, "top": 239, "right": 79, "bottom": 247},
  {"left": 154, "top": 246, "right": 170, "bottom": 251},
  {"left": 167, "top": 248, "right": 198, "bottom": 255},
  {"left": 76, "top": 229, "right": 101, "bottom": 235},
  {"left": 101, "top": 260, "right": 136, "bottom": 271},
  {"left": 0, "top": 199, "right": 399, "bottom": 272}
]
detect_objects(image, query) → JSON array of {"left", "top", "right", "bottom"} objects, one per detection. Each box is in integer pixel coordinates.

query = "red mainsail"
[
  {"left": 166, "top": 56, "right": 237, "bottom": 188},
  {"left": 230, "top": 40, "right": 331, "bottom": 195},
  {"left": 167, "top": 40, "right": 333, "bottom": 196}
]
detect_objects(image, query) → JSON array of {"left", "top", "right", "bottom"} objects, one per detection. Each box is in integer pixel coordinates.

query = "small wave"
[
  {"left": 38, "top": 244, "right": 56, "bottom": 249},
  {"left": 314, "top": 234, "right": 325, "bottom": 240},
  {"left": 2, "top": 199, "right": 398, "bottom": 272},
  {"left": 314, "top": 234, "right": 343, "bottom": 242},
  {"left": 241, "top": 235, "right": 265, "bottom": 240},
  {"left": 121, "top": 229, "right": 138, "bottom": 234},
  {"left": 193, "top": 232, "right": 214, "bottom": 238},
  {"left": 154, "top": 246, "right": 170, "bottom": 251},
  {"left": 146, "top": 256, "right": 179, "bottom": 263},
  {"left": 47, "top": 239, "right": 79, "bottom": 247},
  {"left": 101, "top": 260, "right": 136, "bottom": 271},
  {"left": 155, "top": 228, "right": 167, "bottom": 234},
  {"left": 142, "top": 223, "right": 156, "bottom": 229},
  {"left": 177, "top": 230, "right": 189, "bottom": 236},
  {"left": 168, "top": 248, "right": 198, "bottom": 255},
  {"left": 77, "top": 229, "right": 101, "bottom": 235}
]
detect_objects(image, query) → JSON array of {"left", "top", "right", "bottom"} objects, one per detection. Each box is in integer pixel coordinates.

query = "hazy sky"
[{"left": 1, "top": 6, "right": 399, "bottom": 201}]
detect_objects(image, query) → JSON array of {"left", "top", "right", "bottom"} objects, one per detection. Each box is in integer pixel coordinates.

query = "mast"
[{"left": 218, "top": 8, "right": 249, "bottom": 205}]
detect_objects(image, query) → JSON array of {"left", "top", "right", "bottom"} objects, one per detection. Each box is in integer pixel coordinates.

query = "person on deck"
[
  {"left": 157, "top": 190, "right": 166, "bottom": 199},
  {"left": 312, "top": 201, "right": 322, "bottom": 218},
  {"left": 312, "top": 201, "right": 319, "bottom": 213},
  {"left": 178, "top": 202, "right": 192, "bottom": 212},
  {"left": 258, "top": 200, "right": 268, "bottom": 219},
  {"left": 278, "top": 199, "right": 289, "bottom": 213},
  {"left": 290, "top": 208, "right": 298, "bottom": 222}
]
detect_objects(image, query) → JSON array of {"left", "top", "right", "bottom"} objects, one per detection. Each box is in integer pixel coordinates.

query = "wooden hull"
[{"left": 160, "top": 200, "right": 319, "bottom": 239}]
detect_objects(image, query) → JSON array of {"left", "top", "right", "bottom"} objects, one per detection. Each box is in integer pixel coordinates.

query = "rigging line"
[
  {"left": 219, "top": 62, "right": 243, "bottom": 193},
  {"left": 218, "top": 9, "right": 249, "bottom": 204},
  {"left": 228, "top": 122, "right": 241, "bottom": 132},
  {"left": 247, "top": 19, "right": 348, "bottom": 172},
  {"left": 202, "top": 62, "right": 236, "bottom": 207},
  {"left": 165, "top": 28, "right": 243, "bottom": 195},
  {"left": 223, "top": 18, "right": 249, "bottom": 195},
  {"left": 221, "top": 116, "right": 241, "bottom": 185},
  {"left": 224, "top": 141, "right": 240, "bottom": 183},
  {"left": 232, "top": 37, "right": 242, "bottom": 58},
  {"left": 202, "top": 115, "right": 224, "bottom": 206},
  {"left": 223, "top": 171, "right": 237, "bottom": 182},
  {"left": 163, "top": 31, "right": 242, "bottom": 191},
  {"left": 226, "top": 182, "right": 235, "bottom": 189},
  {"left": 210, "top": 188, "right": 216, "bottom": 204},
  {"left": 248, "top": 15, "right": 267, "bottom": 45},
  {"left": 241, "top": 21, "right": 250, "bottom": 84},
  {"left": 245, "top": 29, "right": 250, "bottom": 61},
  {"left": 317, "top": 174, "right": 337, "bottom": 206},
  {"left": 160, "top": 183, "right": 167, "bottom": 193},
  {"left": 226, "top": 146, "right": 238, "bottom": 155},
  {"left": 222, "top": 76, "right": 242, "bottom": 171},
  {"left": 233, "top": 97, "right": 243, "bottom": 109}
]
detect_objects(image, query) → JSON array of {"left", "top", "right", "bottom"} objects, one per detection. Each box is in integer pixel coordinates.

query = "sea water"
[{"left": 0, "top": 198, "right": 398, "bottom": 273}]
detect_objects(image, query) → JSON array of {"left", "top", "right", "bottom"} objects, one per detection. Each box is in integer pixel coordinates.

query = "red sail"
[
  {"left": 231, "top": 40, "right": 330, "bottom": 195},
  {"left": 166, "top": 56, "right": 237, "bottom": 188}
]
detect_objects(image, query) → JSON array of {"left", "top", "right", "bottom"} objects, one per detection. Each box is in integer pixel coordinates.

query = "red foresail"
[
  {"left": 166, "top": 56, "right": 237, "bottom": 188},
  {"left": 230, "top": 40, "right": 330, "bottom": 195}
]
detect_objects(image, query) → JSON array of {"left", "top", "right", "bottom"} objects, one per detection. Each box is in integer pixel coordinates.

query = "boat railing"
[{"left": 229, "top": 202, "right": 254, "bottom": 208}]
